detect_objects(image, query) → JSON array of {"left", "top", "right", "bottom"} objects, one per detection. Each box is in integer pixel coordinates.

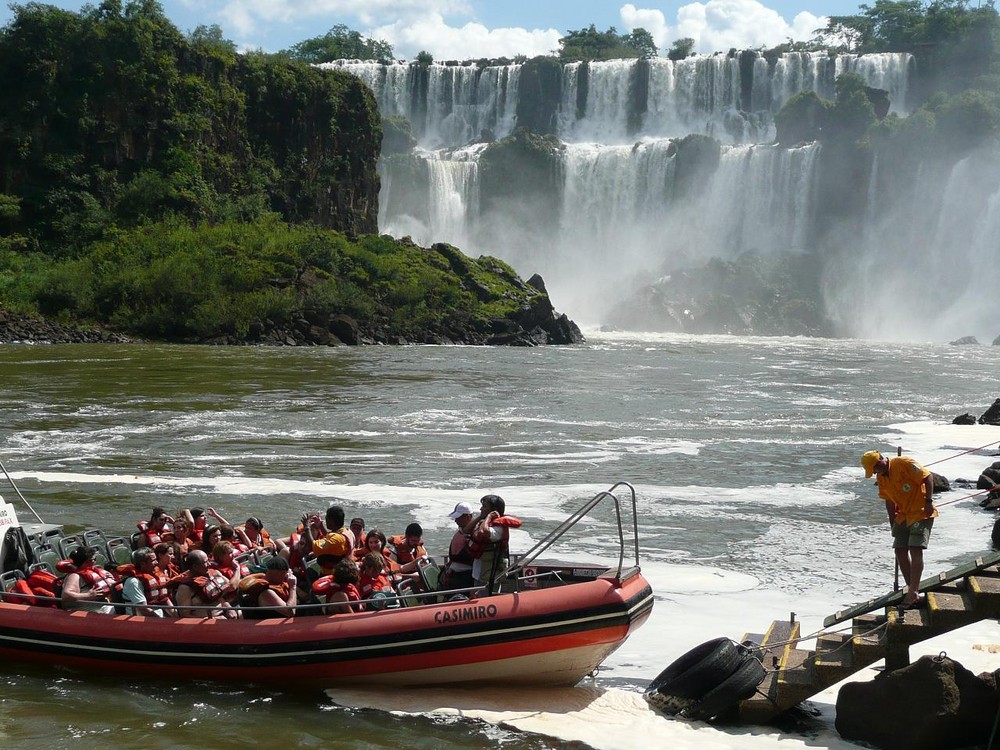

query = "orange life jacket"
[
  {"left": 27, "top": 568, "right": 62, "bottom": 605},
  {"left": 117, "top": 564, "right": 172, "bottom": 605},
  {"left": 469, "top": 515, "right": 522, "bottom": 559},
  {"left": 358, "top": 571, "right": 392, "bottom": 599},
  {"left": 387, "top": 535, "right": 426, "bottom": 565},
  {"left": 4, "top": 578, "right": 35, "bottom": 605},
  {"left": 74, "top": 562, "right": 117, "bottom": 594},
  {"left": 170, "top": 571, "right": 232, "bottom": 604},
  {"left": 311, "top": 576, "right": 362, "bottom": 609}
]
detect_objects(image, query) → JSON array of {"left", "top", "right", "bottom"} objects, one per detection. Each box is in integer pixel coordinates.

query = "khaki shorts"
[{"left": 891, "top": 518, "right": 934, "bottom": 549}]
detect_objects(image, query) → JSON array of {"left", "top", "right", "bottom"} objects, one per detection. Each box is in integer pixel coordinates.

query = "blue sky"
[{"left": 0, "top": 1, "right": 866, "bottom": 58}]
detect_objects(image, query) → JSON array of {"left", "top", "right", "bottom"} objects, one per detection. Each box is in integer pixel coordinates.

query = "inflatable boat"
[{"left": 0, "top": 482, "right": 653, "bottom": 688}]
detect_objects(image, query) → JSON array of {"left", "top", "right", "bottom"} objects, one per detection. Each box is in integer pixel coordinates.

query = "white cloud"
[
  {"left": 620, "top": 4, "right": 670, "bottom": 52},
  {"left": 622, "top": 1, "right": 826, "bottom": 55},
  {"left": 216, "top": 0, "right": 472, "bottom": 46},
  {"left": 371, "top": 13, "right": 561, "bottom": 60}
]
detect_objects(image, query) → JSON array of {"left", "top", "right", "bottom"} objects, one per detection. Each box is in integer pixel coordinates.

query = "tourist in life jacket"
[
  {"left": 358, "top": 552, "right": 393, "bottom": 601},
  {"left": 241, "top": 516, "right": 287, "bottom": 555},
  {"left": 153, "top": 542, "right": 180, "bottom": 578},
  {"left": 388, "top": 523, "right": 427, "bottom": 567},
  {"left": 301, "top": 505, "right": 354, "bottom": 577},
  {"left": 239, "top": 556, "right": 297, "bottom": 619},
  {"left": 470, "top": 494, "right": 522, "bottom": 595},
  {"left": 120, "top": 547, "right": 175, "bottom": 617},
  {"left": 199, "top": 524, "right": 224, "bottom": 555},
  {"left": 210, "top": 540, "right": 243, "bottom": 601},
  {"left": 441, "top": 501, "right": 476, "bottom": 591},
  {"left": 170, "top": 516, "right": 197, "bottom": 562},
  {"left": 352, "top": 528, "right": 401, "bottom": 573},
  {"left": 137, "top": 507, "right": 174, "bottom": 548},
  {"left": 349, "top": 518, "right": 366, "bottom": 551},
  {"left": 61, "top": 545, "right": 117, "bottom": 614},
  {"left": 173, "top": 549, "right": 239, "bottom": 619},
  {"left": 313, "top": 558, "right": 362, "bottom": 614}
]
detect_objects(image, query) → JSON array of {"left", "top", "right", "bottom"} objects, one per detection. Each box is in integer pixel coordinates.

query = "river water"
[{"left": 1, "top": 330, "right": 999, "bottom": 749}]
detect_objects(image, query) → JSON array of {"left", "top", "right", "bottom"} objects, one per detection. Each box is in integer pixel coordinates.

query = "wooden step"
[
  {"left": 823, "top": 551, "right": 1000, "bottom": 627},
  {"left": 926, "top": 586, "right": 977, "bottom": 629},
  {"left": 774, "top": 647, "right": 815, "bottom": 702},
  {"left": 814, "top": 632, "right": 855, "bottom": 684},
  {"left": 967, "top": 573, "right": 1000, "bottom": 618},
  {"left": 852, "top": 612, "right": 888, "bottom": 666}
]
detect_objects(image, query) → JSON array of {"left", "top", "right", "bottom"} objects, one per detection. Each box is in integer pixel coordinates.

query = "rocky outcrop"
[
  {"left": 0, "top": 308, "right": 133, "bottom": 344},
  {"left": 950, "top": 335, "right": 980, "bottom": 345},
  {"left": 980, "top": 399, "right": 1000, "bottom": 425},
  {"left": 835, "top": 655, "right": 998, "bottom": 750},
  {"left": 604, "top": 251, "right": 833, "bottom": 337}
]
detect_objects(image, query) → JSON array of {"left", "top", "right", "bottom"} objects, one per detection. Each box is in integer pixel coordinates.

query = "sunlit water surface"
[{"left": 2, "top": 330, "right": 999, "bottom": 750}]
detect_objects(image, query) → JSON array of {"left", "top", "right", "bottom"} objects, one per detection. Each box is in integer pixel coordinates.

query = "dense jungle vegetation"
[
  {"left": 2, "top": 1, "right": 998, "bottom": 342},
  {"left": 0, "top": 1, "right": 573, "bottom": 344}
]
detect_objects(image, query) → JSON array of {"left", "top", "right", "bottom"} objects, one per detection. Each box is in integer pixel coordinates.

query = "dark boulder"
[
  {"left": 950, "top": 335, "right": 980, "bottom": 345},
  {"left": 952, "top": 413, "right": 977, "bottom": 425},
  {"left": 980, "top": 399, "right": 1000, "bottom": 425},
  {"left": 931, "top": 472, "right": 950, "bottom": 493},
  {"left": 328, "top": 315, "right": 359, "bottom": 345},
  {"left": 835, "top": 655, "right": 999, "bottom": 750}
]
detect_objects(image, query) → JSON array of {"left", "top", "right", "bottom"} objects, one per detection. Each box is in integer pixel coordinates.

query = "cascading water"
[
  {"left": 825, "top": 149, "right": 1000, "bottom": 343},
  {"left": 333, "top": 52, "right": 930, "bottom": 329}
]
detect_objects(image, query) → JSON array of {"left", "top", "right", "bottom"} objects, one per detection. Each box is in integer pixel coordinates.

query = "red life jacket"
[
  {"left": 170, "top": 571, "right": 232, "bottom": 604},
  {"left": 312, "top": 576, "right": 361, "bottom": 609},
  {"left": 27, "top": 568, "right": 62, "bottom": 605},
  {"left": 358, "top": 571, "right": 392, "bottom": 599},
  {"left": 117, "top": 564, "right": 171, "bottom": 605},
  {"left": 75, "top": 562, "right": 117, "bottom": 596},
  {"left": 137, "top": 520, "right": 163, "bottom": 547},
  {"left": 469, "top": 515, "right": 522, "bottom": 559}
]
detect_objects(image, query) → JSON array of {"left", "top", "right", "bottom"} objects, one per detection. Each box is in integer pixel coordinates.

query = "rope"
[
  {"left": 935, "top": 483, "right": 1000, "bottom": 509},
  {"left": 749, "top": 619, "right": 891, "bottom": 674},
  {"left": 924, "top": 438, "right": 1000, "bottom": 468}
]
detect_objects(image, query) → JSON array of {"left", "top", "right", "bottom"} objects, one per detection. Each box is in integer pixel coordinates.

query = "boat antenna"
[{"left": 0, "top": 459, "right": 44, "bottom": 523}]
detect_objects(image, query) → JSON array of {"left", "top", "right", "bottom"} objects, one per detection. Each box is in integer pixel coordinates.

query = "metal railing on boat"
[{"left": 505, "top": 481, "right": 640, "bottom": 583}]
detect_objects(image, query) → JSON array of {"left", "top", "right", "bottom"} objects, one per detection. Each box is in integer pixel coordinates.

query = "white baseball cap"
[{"left": 448, "top": 501, "right": 475, "bottom": 520}]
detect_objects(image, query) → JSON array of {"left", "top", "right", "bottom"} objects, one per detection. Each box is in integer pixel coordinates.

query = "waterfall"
[
  {"left": 322, "top": 61, "right": 520, "bottom": 147},
  {"left": 382, "top": 139, "right": 820, "bottom": 321},
  {"left": 379, "top": 144, "right": 486, "bottom": 249},
  {"left": 329, "top": 52, "right": 912, "bottom": 148},
  {"left": 824, "top": 149, "right": 1000, "bottom": 342},
  {"left": 332, "top": 52, "right": 989, "bottom": 334}
]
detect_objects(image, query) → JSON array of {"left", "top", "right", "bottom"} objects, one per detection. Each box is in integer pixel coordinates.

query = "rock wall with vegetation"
[{"left": 0, "top": 2, "right": 582, "bottom": 346}]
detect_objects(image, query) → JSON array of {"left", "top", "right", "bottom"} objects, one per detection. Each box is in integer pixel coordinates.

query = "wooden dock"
[{"left": 738, "top": 551, "right": 1000, "bottom": 724}]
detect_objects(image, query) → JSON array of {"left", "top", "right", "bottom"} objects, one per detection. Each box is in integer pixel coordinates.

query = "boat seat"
[
  {"left": 107, "top": 538, "right": 133, "bottom": 566},
  {"left": 33, "top": 528, "right": 63, "bottom": 547},
  {"left": 56, "top": 533, "right": 84, "bottom": 560},
  {"left": 28, "top": 560, "right": 55, "bottom": 575},
  {"left": 35, "top": 548, "right": 64, "bottom": 577},
  {"left": 83, "top": 528, "right": 111, "bottom": 553},
  {"left": 415, "top": 557, "right": 443, "bottom": 602},
  {"left": 394, "top": 579, "right": 422, "bottom": 607},
  {"left": 1, "top": 569, "right": 25, "bottom": 591}
]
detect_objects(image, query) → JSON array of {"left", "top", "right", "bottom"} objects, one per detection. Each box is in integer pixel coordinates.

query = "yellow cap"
[{"left": 861, "top": 450, "right": 882, "bottom": 478}]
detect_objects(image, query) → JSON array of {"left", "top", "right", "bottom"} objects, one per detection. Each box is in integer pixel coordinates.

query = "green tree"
[
  {"left": 285, "top": 24, "right": 393, "bottom": 64},
  {"left": 667, "top": 37, "right": 696, "bottom": 61},
  {"left": 415, "top": 50, "right": 433, "bottom": 66},
  {"left": 624, "top": 28, "right": 658, "bottom": 58},
  {"left": 558, "top": 25, "right": 646, "bottom": 62},
  {"left": 187, "top": 24, "right": 236, "bottom": 57}
]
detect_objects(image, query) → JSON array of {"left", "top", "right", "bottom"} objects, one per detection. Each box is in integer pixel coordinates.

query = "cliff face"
[
  {"left": 240, "top": 58, "right": 381, "bottom": 235},
  {"left": 0, "top": 2, "right": 380, "bottom": 251}
]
